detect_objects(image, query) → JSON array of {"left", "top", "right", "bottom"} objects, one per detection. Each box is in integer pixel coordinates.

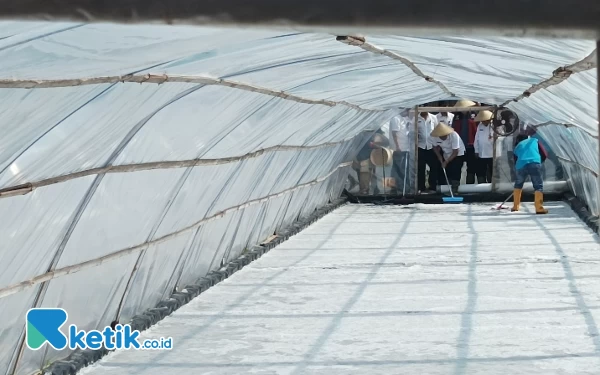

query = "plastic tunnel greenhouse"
[{"left": 0, "top": 21, "right": 599, "bottom": 375}]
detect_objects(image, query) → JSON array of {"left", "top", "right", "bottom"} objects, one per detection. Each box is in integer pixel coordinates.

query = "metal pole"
[
  {"left": 492, "top": 131, "right": 498, "bottom": 193},
  {"left": 414, "top": 106, "right": 420, "bottom": 194},
  {"left": 417, "top": 105, "right": 496, "bottom": 112}
]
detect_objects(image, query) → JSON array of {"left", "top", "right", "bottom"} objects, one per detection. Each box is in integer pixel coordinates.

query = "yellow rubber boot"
[
  {"left": 511, "top": 189, "right": 522, "bottom": 212},
  {"left": 535, "top": 191, "right": 549, "bottom": 214}
]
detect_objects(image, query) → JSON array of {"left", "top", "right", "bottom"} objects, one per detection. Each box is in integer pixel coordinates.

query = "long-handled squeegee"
[{"left": 442, "top": 168, "right": 464, "bottom": 203}]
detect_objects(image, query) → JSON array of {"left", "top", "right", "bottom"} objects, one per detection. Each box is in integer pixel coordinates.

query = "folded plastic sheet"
[
  {"left": 0, "top": 22, "right": 598, "bottom": 375},
  {"left": 508, "top": 71, "right": 598, "bottom": 136}
]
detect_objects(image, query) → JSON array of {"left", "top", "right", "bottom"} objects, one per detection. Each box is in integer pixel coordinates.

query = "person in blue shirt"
[{"left": 511, "top": 134, "right": 549, "bottom": 214}]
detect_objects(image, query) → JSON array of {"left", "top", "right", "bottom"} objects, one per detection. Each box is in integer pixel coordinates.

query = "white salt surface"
[{"left": 82, "top": 202, "right": 600, "bottom": 375}]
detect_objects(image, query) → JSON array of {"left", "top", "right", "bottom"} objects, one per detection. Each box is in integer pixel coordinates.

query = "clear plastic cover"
[{"left": 0, "top": 22, "right": 598, "bottom": 374}]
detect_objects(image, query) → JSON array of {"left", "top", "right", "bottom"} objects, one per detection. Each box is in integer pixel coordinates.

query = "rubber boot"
[
  {"left": 511, "top": 189, "right": 522, "bottom": 212},
  {"left": 535, "top": 191, "right": 549, "bottom": 214}
]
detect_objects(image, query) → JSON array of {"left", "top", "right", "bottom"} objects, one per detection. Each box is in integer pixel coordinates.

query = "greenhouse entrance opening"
[{"left": 346, "top": 100, "right": 570, "bottom": 204}]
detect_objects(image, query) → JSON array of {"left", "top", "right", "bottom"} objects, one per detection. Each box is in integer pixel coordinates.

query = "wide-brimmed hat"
[
  {"left": 430, "top": 122, "right": 454, "bottom": 137},
  {"left": 474, "top": 110, "right": 494, "bottom": 122},
  {"left": 452, "top": 99, "right": 476, "bottom": 109}
]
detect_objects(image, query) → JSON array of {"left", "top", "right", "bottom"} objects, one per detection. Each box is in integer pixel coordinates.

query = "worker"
[
  {"left": 355, "top": 129, "right": 388, "bottom": 194},
  {"left": 511, "top": 134, "right": 549, "bottom": 214},
  {"left": 416, "top": 111, "right": 440, "bottom": 194},
  {"left": 473, "top": 110, "right": 495, "bottom": 183},
  {"left": 450, "top": 100, "right": 478, "bottom": 184},
  {"left": 431, "top": 122, "right": 466, "bottom": 196}
]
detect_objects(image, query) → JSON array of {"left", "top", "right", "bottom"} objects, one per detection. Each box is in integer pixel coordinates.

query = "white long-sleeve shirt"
[
  {"left": 474, "top": 123, "right": 496, "bottom": 158},
  {"left": 415, "top": 113, "right": 439, "bottom": 150},
  {"left": 436, "top": 112, "right": 455, "bottom": 127},
  {"left": 432, "top": 132, "right": 466, "bottom": 159},
  {"left": 389, "top": 115, "right": 411, "bottom": 152}
]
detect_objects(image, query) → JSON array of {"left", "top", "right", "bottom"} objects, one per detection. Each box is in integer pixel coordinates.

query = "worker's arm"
[
  {"left": 443, "top": 133, "right": 461, "bottom": 168},
  {"left": 538, "top": 142, "right": 548, "bottom": 163},
  {"left": 443, "top": 149, "right": 459, "bottom": 168}
]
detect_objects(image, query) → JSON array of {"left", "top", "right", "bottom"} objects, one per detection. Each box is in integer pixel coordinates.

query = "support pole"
[
  {"left": 597, "top": 41, "right": 600, "bottom": 223},
  {"left": 414, "top": 106, "right": 420, "bottom": 194}
]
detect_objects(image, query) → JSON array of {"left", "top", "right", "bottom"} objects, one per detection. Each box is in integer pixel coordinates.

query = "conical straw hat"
[
  {"left": 453, "top": 99, "right": 476, "bottom": 109},
  {"left": 430, "top": 122, "right": 454, "bottom": 137},
  {"left": 370, "top": 147, "right": 393, "bottom": 166},
  {"left": 474, "top": 110, "right": 494, "bottom": 122}
]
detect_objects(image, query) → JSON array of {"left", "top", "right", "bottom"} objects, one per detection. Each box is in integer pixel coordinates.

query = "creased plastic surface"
[{"left": 0, "top": 22, "right": 598, "bottom": 375}]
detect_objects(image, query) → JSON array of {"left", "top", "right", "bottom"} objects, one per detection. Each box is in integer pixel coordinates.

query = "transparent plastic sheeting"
[{"left": 0, "top": 21, "right": 598, "bottom": 375}]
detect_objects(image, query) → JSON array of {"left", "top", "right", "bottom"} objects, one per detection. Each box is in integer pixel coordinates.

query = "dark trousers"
[
  {"left": 418, "top": 148, "right": 438, "bottom": 191},
  {"left": 444, "top": 156, "right": 464, "bottom": 183},
  {"left": 465, "top": 146, "right": 477, "bottom": 183},
  {"left": 477, "top": 157, "right": 493, "bottom": 183},
  {"left": 391, "top": 151, "right": 410, "bottom": 193}
]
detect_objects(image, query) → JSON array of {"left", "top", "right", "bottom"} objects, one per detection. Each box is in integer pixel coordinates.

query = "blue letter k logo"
[{"left": 26, "top": 308, "right": 68, "bottom": 350}]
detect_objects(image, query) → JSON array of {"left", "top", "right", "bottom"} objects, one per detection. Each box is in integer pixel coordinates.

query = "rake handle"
[{"left": 498, "top": 192, "right": 515, "bottom": 209}]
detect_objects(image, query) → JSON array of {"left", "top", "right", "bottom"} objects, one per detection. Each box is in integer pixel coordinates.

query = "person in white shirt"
[
  {"left": 389, "top": 111, "right": 411, "bottom": 193},
  {"left": 416, "top": 111, "right": 440, "bottom": 194},
  {"left": 431, "top": 122, "right": 466, "bottom": 195},
  {"left": 436, "top": 111, "right": 455, "bottom": 128},
  {"left": 473, "top": 110, "right": 495, "bottom": 183}
]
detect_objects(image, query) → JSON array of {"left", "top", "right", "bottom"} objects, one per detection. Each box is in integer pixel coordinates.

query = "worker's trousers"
[
  {"left": 391, "top": 151, "right": 410, "bottom": 193},
  {"left": 445, "top": 156, "right": 464, "bottom": 183},
  {"left": 418, "top": 148, "right": 438, "bottom": 191},
  {"left": 515, "top": 162, "right": 543, "bottom": 192},
  {"left": 477, "top": 157, "right": 493, "bottom": 183},
  {"left": 464, "top": 146, "right": 477, "bottom": 184}
]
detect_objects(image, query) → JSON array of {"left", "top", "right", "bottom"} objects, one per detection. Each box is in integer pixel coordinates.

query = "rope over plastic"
[{"left": 0, "top": 74, "right": 387, "bottom": 112}]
